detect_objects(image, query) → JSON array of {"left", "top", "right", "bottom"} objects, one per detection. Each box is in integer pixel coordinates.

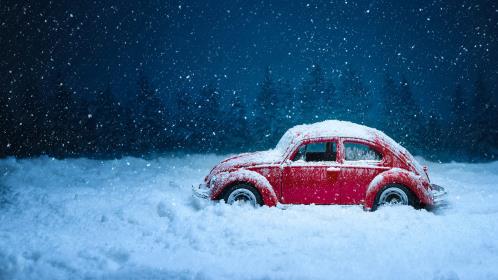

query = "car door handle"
[{"left": 326, "top": 167, "right": 341, "bottom": 172}]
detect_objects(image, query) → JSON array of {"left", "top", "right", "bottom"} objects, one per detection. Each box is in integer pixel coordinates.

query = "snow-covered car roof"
[
  {"left": 274, "top": 120, "right": 425, "bottom": 175},
  {"left": 276, "top": 120, "right": 394, "bottom": 152},
  {"left": 277, "top": 120, "right": 398, "bottom": 154},
  {"left": 286, "top": 120, "right": 384, "bottom": 141}
]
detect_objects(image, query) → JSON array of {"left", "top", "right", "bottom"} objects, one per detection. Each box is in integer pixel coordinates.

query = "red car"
[{"left": 193, "top": 120, "right": 446, "bottom": 210}]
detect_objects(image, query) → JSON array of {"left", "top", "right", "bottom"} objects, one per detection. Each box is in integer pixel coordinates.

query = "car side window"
[
  {"left": 293, "top": 142, "right": 337, "bottom": 162},
  {"left": 344, "top": 142, "right": 382, "bottom": 161}
]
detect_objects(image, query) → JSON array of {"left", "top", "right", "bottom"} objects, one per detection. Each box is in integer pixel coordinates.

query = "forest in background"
[{"left": 1, "top": 64, "right": 497, "bottom": 161}]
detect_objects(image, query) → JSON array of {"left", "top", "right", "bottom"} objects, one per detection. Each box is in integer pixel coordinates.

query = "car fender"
[
  {"left": 364, "top": 168, "right": 432, "bottom": 210},
  {"left": 210, "top": 169, "right": 279, "bottom": 206}
]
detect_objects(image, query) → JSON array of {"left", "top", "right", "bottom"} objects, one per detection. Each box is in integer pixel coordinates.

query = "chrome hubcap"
[
  {"left": 378, "top": 187, "right": 409, "bottom": 206},
  {"left": 227, "top": 189, "right": 257, "bottom": 207}
]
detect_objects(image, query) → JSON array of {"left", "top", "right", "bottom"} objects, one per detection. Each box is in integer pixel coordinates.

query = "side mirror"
[{"left": 422, "top": 165, "right": 429, "bottom": 176}]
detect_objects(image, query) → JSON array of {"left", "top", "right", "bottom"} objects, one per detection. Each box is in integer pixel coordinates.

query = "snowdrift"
[{"left": 1, "top": 155, "right": 498, "bottom": 279}]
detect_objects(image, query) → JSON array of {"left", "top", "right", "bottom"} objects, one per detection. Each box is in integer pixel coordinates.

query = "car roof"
[
  {"left": 285, "top": 120, "right": 414, "bottom": 157},
  {"left": 277, "top": 120, "right": 425, "bottom": 175},
  {"left": 287, "top": 120, "right": 384, "bottom": 141}
]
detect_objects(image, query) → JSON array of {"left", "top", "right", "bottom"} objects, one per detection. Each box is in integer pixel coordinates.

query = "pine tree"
[
  {"left": 113, "top": 101, "right": 130, "bottom": 154},
  {"left": 274, "top": 79, "right": 296, "bottom": 136},
  {"left": 16, "top": 80, "right": 45, "bottom": 157},
  {"left": 171, "top": 89, "right": 194, "bottom": 150},
  {"left": 226, "top": 90, "right": 249, "bottom": 151},
  {"left": 120, "top": 104, "right": 139, "bottom": 154},
  {"left": 300, "top": 64, "right": 334, "bottom": 122},
  {"left": 254, "top": 66, "right": 279, "bottom": 148},
  {"left": 78, "top": 96, "right": 97, "bottom": 155},
  {"left": 379, "top": 74, "right": 399, "bottom": 137},
  {"left": 338, "top": 67, "right": 368, "bottom": 123},
  {"left": 470, "top": 74, "right": 496, "bottom": 159},
  {"left": 93, "top": 86, "right": 122, "bottom": 155},
  {"left": 135, "top": 73, "right": 168, "bottom": 153},
  {"left": 423, "top": 112, "right": 444, "bottom": 160},
  {"left": 71, "top": 95, "right": 90, "bottom": 156},
  {"left": 448, "top": 84, "right": 470, "bottom": 158},
  {"left": 196, "top": 82, "right": 221, "bottom": 151},
  {"left": 49, "top": 77, "right": 78, "bottom": 157},
  {"left": 397, "top": 76, "right": 423, "bottom": 150},
  {"left": 0, "top": 87, "right": 13, "bottom": 157}
]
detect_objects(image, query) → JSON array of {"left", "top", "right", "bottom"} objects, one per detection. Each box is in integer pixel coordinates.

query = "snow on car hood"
[{"left": 208, "top": 150, "right": 283, "bottom": 178}]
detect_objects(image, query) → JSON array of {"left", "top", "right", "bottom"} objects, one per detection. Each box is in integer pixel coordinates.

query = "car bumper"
[
  {"left": 192, "top": 183, "right": 211, "bottom": 200},
  {"left": 430, "top": 184, "right": 447, "bottom": 206}
]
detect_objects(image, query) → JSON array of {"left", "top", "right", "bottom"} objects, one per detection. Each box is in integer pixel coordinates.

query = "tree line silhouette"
[{"left": 1, "top": 65, "right": 497, "bottom": 161}]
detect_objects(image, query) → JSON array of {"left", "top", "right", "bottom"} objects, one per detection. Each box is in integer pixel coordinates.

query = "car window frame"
[
  {"left": 285, "top": 137, "right": 340, "bottom": 165},
  {"left": 339, "top": 138, "right": 386, "bottom": 166}
]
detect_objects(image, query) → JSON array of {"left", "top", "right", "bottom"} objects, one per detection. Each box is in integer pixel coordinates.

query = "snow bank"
[{"left": 1, "top": 155, "right": 498, "bottom": 279}]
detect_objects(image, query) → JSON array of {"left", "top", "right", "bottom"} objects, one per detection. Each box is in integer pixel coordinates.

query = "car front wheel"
[
  {"left": 373, "top": 184, "right": 418, "bottom": 210},
  {"left": 223, "top": 183, "right": 263, "bottom": 207}
]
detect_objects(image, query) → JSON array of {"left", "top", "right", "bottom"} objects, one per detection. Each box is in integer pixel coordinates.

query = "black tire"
[
  {"left": 372, "top": 184, "right": 418, "bottom": 211},
  {"left": 222, "top": 183, "right": 263, "bottom": 207}
]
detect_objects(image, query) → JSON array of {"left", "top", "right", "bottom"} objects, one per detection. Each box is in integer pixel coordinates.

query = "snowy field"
[{"left": 1, "top": 154, "right": 498, "bottom": 280}]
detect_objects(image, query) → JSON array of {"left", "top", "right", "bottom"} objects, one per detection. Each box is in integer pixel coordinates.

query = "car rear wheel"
[
  {"left": 223, "top": 183, "right": 263, "bottom": 207},
  {"left": 373, "top": 184, "right": 417, "bottom": 210}
]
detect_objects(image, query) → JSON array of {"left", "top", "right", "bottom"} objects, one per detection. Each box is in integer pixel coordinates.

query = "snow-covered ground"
[{"left": 1, "top": 154, "right": 497, "bottom": 280}]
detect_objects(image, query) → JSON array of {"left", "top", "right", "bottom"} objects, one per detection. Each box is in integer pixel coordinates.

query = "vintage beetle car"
[{"left": 193, "top": 120, "right": 446, "bottom": 210}]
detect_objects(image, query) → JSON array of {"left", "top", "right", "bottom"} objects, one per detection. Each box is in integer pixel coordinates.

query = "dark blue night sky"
[
  {"left": 4, "top": 1, "right": 497, "bottom": 96},
  {"left": 1, "top": 0, "right": 497, "bottom": 160}
]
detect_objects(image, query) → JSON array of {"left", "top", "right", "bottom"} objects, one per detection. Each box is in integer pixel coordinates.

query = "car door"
[
  {"left": 339, "top": 139, "right": 389, "bottom": 205},
  {"left": 281, "top": 139, "right": 341, "bottom": 204}
]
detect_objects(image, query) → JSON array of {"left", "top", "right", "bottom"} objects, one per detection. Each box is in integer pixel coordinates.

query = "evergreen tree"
[
  {"left": 397, "top": 76, "right": 423, "bottom": 150},
  {"left": 12, "top": 78, "right": 45, "bottom": 156},
  {"left": 470, "top": 74, "right": 496, "bottom": 159},
  {"left": 49, "top": 76, "right": 78, "bottom": 157},
  {"left": 338, "top": 67, "right": 368, "bottom": 123},
  {"left": 292, "top": 86, "right": 304, "bottom": 125},
  {"left": 0, "top": 86, "right": 14, "bottom": 157},
  {"left": 120, "top": 104, "right": 140, "bottom": 154},
  {"left": 274, "top": 79, "right": 296, "bottom": 136},
  {"left": 79, "top": 96, "right": 97, "bottom": 155},
  {"left": 226, "top": 90, "right": 249, "bottom": 151},
  {"left": 423, "top": 112, "right": 444, "bottom": 160},
  {"left": 93, "top": 86, "right": 122, "bottom": 155},
  {"left": 135, "top": 73, "right": 168, "bottom": 153},
  {"left": 377, "top": 74, "right": 423, "bottom": 150},
  {"left": 69, "top": 95, "right": 92, "bottom": 156},
  {"left": 253, "top": 66, "right": 279, "bottom": 148},
  {"left": 448, "top": 84, "right": 470, "bottom": 157},
  {"left": 195, "top": 82, "right": 221, "bottom": 151},
  {"left": 113, "top": 101, "right": 130, "bottom": 153},
  {"left": 171, "top": 89, "right": 194, "bottom": 150},
  {"left": 379, "top": 74, "right": 399, "bottom": 137},
  {"left": 33, "top": 83, "right": 53, "bottom": 156},
  {"left": 300, "top": 64, "right": 335, "bottom": 122}
]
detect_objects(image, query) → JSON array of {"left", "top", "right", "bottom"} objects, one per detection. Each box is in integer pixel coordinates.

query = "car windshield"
[{"left": 274, "top": 130, "right": 296, "bottom": 156}]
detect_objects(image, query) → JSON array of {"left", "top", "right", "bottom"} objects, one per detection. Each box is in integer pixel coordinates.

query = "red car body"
[{"left": 194, "top": 120, "right": 445, "bottom": 210}]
